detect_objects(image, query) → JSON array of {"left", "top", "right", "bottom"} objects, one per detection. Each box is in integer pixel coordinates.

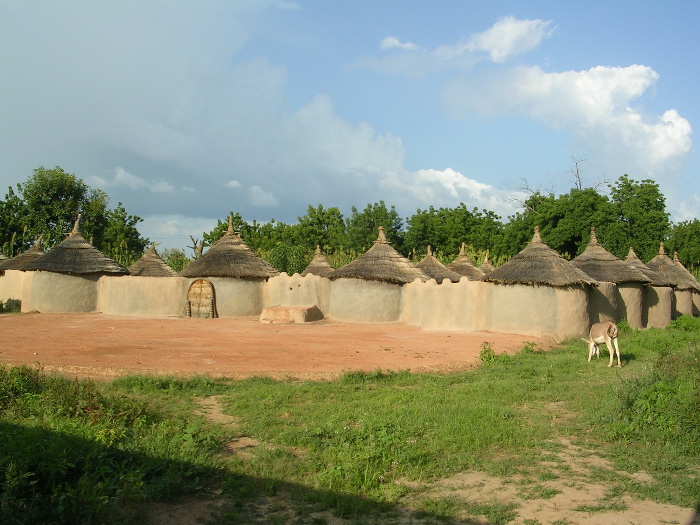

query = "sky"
[{"left": 1, "top": 1, "right": 699, "bottom": 251}]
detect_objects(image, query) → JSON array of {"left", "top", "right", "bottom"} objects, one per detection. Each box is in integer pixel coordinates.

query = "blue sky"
[{"left": 1, "top": 1, "right": 698, "bottom": 251}]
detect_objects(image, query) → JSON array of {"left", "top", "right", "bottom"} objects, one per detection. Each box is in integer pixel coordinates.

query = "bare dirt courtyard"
[{"left": 0, "top": 312, "right": 551, "bottom": 380}]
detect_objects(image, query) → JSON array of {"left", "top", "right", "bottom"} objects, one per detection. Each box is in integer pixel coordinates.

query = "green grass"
[{"left": 2, "top": 316, "right": 700, "bottom": 524}]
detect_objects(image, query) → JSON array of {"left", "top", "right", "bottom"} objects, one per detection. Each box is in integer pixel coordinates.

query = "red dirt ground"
[{"left": 0, "top": 313, "right": 555, "bottom": 380}]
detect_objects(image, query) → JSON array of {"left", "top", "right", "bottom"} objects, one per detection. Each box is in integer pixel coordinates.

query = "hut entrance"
[{"left": 186, "top": 279, "right": 218, "bottom": 318}]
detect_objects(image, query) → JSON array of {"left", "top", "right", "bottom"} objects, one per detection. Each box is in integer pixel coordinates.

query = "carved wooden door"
[{"left": 186, "top": 279, "right": 217, "bottom": 318}]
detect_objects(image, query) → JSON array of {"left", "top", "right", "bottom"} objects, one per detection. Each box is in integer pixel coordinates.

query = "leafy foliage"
[{"left": 0, "top": 167, "right": 148, "bottom": 265}]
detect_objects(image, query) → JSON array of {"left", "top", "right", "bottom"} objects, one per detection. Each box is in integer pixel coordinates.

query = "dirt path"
[{"left": 0, "top": 312, "right": 551, "bottom": 380}]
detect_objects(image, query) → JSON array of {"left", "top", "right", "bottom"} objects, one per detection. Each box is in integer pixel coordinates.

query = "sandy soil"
[{"left": 0, "top": 312, "right": 551, "bottom": 380}]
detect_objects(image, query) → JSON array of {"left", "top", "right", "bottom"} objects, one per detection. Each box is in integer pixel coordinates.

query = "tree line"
[{"left": 2, "top": 167, "right": 699, "bottom": 276}]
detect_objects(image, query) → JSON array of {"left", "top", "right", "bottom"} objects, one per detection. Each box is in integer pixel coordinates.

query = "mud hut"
[
  {"left": 19, "top": 217, "right": 128, "bottom": 313},
  {"left": 328, "top": 226, "right": 428, "bottom": 322},
  {"left": 673, "top": 252, "right": 700, "bottom": 316},
  {"left": 447, "top": 243, "right": 485, "bottom": 280},
  {"left": 624, "top": 247, "right": 674, "bottom": 328},
  {"left": 128, "top": 244, "right": 177, "bottom": 277},
  {"left": 480, "top": 251, "right": 495, "bottom": 275},
  {"left": 417, "top": 246, "right": 462, "bottom": 283},
  {"left": 0, "top": 235, "right": 44, "bottom": 271},
  {"left": 481, "top": 227, "right": 597, "bottom": 339},
  {"left": 570, "top": 228, "right": 650, "bottom": 328},
  {"left": 178, "top": 215, "right": 279, "bottom": 317},
  {"left": 300, "top": 246, "right": 335, "bottom": 278},
  {"left": 647, "top": 243, "right": 699, "bottom": 317}
]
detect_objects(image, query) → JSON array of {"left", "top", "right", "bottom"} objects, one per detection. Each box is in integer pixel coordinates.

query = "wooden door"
[{"left": 186, "top": 279, "right": 217, "bottom": 318}]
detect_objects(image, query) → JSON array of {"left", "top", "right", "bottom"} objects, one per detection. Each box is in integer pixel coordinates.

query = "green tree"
[
  {"left": 160, "top": 248, "right": 192, "bottom": 273},
  {"left": 345, "top": 201, "right": 404, "bottom": 253},
  {"left": 0, "top": 185, "right": 28, "bottom": 257},
  {"left": 98, "top": 203, "right": 149, "bottom": 267},
  {"left": 0, "top": 167, "right": 148, "bottom": 262},
  {"left": 607, "top": 175, "right": 671, "bottom": 261},
  {"left": 668, "top": 219, "right": 700, "bottom": 272},
  {"left": 295, "top": 204, "right": 346, "bottom": 252}
]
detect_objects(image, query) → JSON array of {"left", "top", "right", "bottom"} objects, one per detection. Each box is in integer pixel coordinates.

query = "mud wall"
[
  {"left": 21, "top": 271, "right": 101, "bottom": 313},
  {"left": 674, "top": 289, "right": 694, "bottom": 318},
  {"left": 0, "top": 269, "right": 25, "bottom": 305},
  {"left": 264, "top": 273, "right": 331, "bottom": 314},
  {"left": 618, "top": 283, "right": 644, "bottom": 329},
  {"left": 645, "top": 285, "right": 673, "bottom": 329},
  {"left": 328, "top": 278, "right": 403, "bottom": 323},
  {"left": 205, "top": 278, "right": 265, "bottom": 317},
  {"left": 99, "top": 276, "right": 188, "bottom": 317}
]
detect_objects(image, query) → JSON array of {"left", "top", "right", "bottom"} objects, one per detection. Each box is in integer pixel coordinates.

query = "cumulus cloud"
[
  {"left": 462, "top": 15, "right": 554, "bottom": 62},
  {"left": 445, "top": 64, "right": 692, "bottom": 170},
  {"left": 380, "top": 36, "right": 419, "bottom": 51},
  {"left": 249, "top": 185, "right": 279, "bottom": 207},
  {"left": 360, "top": 16, "right": 552, "bottom": 75},
  {"left": 90, "top": 167, "right": 176, "bottom": 194},
  {"left": 225, "top": 180, "right": 242, "bottom": 189}
]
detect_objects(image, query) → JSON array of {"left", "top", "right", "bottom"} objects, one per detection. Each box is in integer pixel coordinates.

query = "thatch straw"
[
  {"left": 480, "top": 251, "right": 495, "bottom": 275},
  {"left": 300, "top": 246, "right": 335, "bottom": 277},
  {"left": 179, "top": 215, "right": 280, "bottom": 279},
  {"left": 482, "top": 227, "right": 598, "bottom": 287},
  {"left": 129, "top": 244, "right": 177, "bottom": 277},
  {"left": 448, "top": 243, "right": 485, "bottom": 280},
  {"left": 0, "top": 235, "right": 44, "bottom": 271},
  {"left": 417, "top": 246, "right": 462, "bottom": 283},
  {"left": 647, "top": 243, "right": 700, "bottom": 292},
  {"left": 329, "top": 227, "right": 429, "bottom": 284},
  {"left": 673, "top": 251, "right": 700, "bottom": 291},
  {"left": 570, "top": 228, "right": 650, "bottom": 284},
  {"left": 624, "top": 247, "right": 674, "bottom": 287},
  {"left": 22, "top": 216, "right": 128, "bottom": 275}
]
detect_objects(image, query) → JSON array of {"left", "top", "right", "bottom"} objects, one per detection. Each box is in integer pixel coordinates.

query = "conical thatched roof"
[
  {"left": 129, "top": 244, "right": 177, "bottom": 277},
  {"left": 300, "top": 246, "right": 335, "bottom": 278},
  {"left": 329, "top": 227, "right": 428, "bottom": 284},
  {"left": 647, "top": 243, "right": 700, "bottom": 292},
  {"left": 448, "top": 243, "right": 485, "bottom": 280},
  {"left": 0, "top": 235, "right": 44, "bottom": 270},
  {"left": 417, "top": 246, "right": 462, "bottom": 283},
  {"left": 480, "top": 251, "right": 495, "bottom": 275},
  {"left": 22, "top": 217, "right": 128, "bottom": 275},
  {"left": 179, "top": 216, "right": 279, "bottom": 279},
  {"left": 624, "top": 247, "right": 674, "bottom": 287},
  {"left": 673, "top": 251, "right": 700, "bottom": 292},
  {"left": 570, "top": 228, "right": 650, "bottom": 284},
  {"left": 483, "top": 227, "right": 598, "bottom": 287}
]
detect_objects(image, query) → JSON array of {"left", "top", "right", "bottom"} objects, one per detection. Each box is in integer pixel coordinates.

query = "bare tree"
[
  {"left": 188, "top": 235, "right": 204, "bottom": 260},
  {"left": 509, "top": 178, "right": 555, "bottom": 214}
]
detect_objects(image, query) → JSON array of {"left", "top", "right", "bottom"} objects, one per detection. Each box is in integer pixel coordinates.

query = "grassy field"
[{"left": 1, "top": 317, "right": 699, "bottom": 524}]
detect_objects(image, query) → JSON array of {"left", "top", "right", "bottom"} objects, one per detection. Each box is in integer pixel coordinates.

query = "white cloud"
[
  {"left": 463, "top": 16, "right": 554, "bottom": 63},
  {"left": 380, "top": 36, "right": 419, "bottom": 51},
  {"left": 90, "top": 167, "right": 175, "bottom": 194},
  {"left": 249, "top": 185, "right": 279, "bottom": 207},
  {"left": 360, "top": 16, "right": 552, "bottom": 76},
  {"left": 225, "top": 180, "right": 242, "bottom": 189},
  {"left": 445, "top": 64, "right": 692, "bottom": 171},
  {"left": 381, "top": 168, "right": 525, "bottom": 219}
]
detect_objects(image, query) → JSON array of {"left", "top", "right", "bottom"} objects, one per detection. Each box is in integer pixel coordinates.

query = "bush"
[{"left": 0, "top": 299, "right": 21, "bottom": 314}]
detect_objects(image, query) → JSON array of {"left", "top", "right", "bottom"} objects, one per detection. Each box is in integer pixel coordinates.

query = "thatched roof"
[
  {"left": 0, "top": 235, "right": 45, "bottom": 271},
  {"left": 300, "top": 246, "right": 335, "bottom": 278},
  {"left": 624, "top": 247, "right": 674, "bottom": 287},
  {"left": 447, "top": 243, "right": 485, "bottom": 280},
  {"left": 480, "top": 251, "right": 495, "bottom": 275},
  {"left": 128, "top": 244, "right": 177, "bottom": 277},
  {"left": 482, "top": 227, "right": 598, "bottom": 287},
  {"left": 417, "top": 246, "right": 462, "bottom": 283},
  {"left": 179, "top": 216, "right": 279, "bottom": 279},
  {"left": 570, "top": 228, "right": 650, "bottom": 284},
  {"left": 647, "top": 243, "right": 700, "bottom": 292},
  {"left": 673, "top": 251, "right": 700, "bottom": 292},
  {"left": 329, "top": 227, "right": 429, "bottom": 284},
  {"left": 22, "top": 217, "right": 129, "bottom": 275}
]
